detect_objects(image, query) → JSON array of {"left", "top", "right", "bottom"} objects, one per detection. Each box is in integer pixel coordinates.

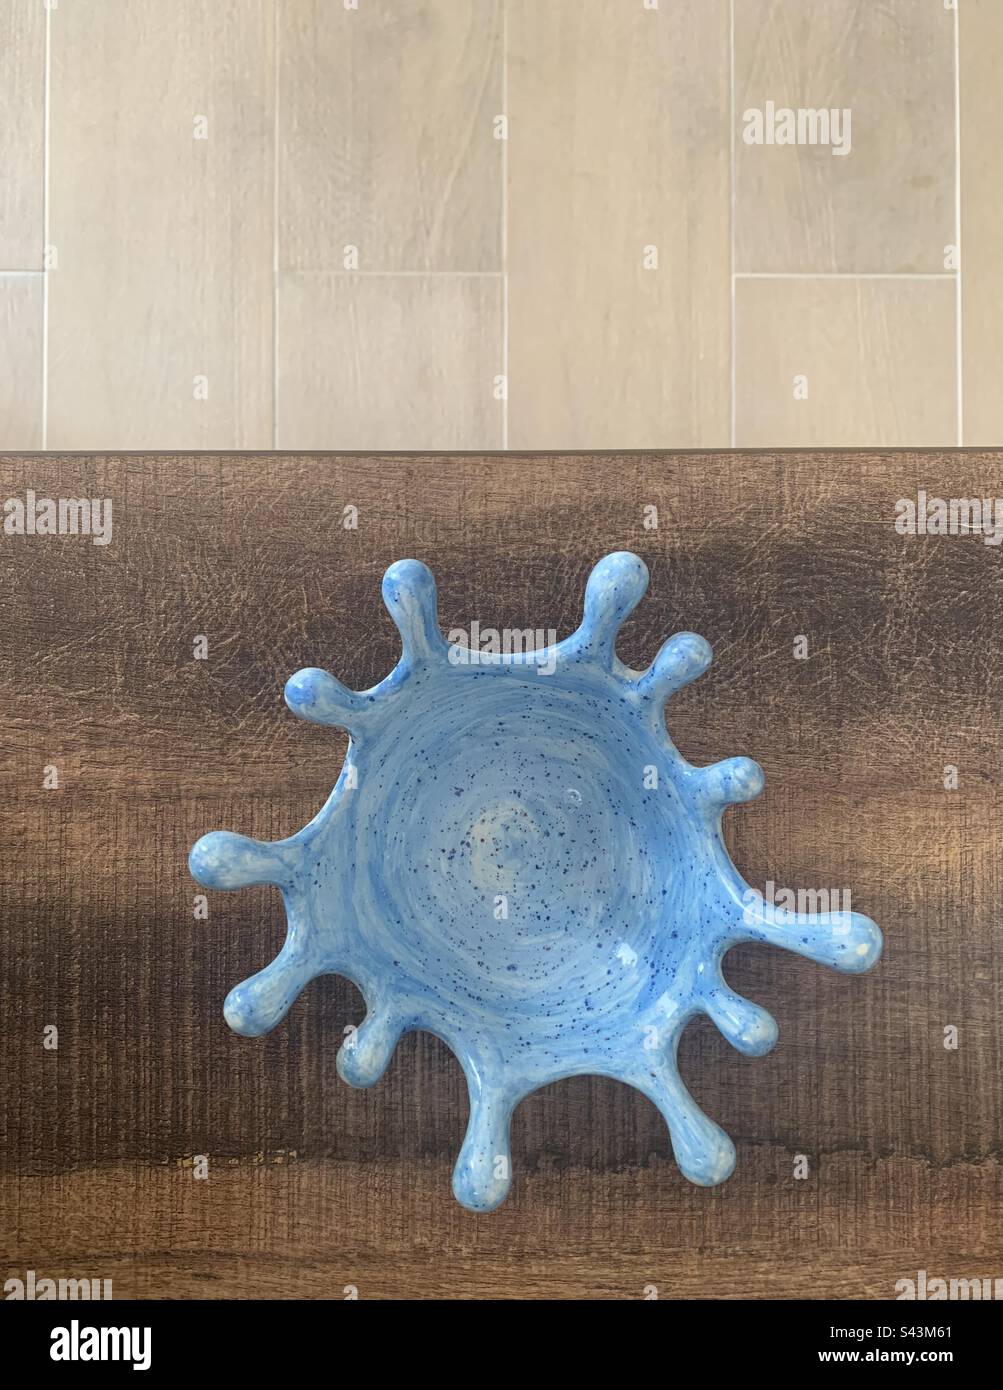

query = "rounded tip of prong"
[
  {"left": 451, "top": 1155, "right": 512, "bottom": 1214},
  {"left": 188, "top": 834, "right": 221, "bottom": 887},
  {"left": 678, "top": 1130, "right": 737, "bottom": 1187},
  {"left": 381, "top": 558, "right": 445, "bottom": 658},
  {"left": 728, "top": 1004, "right": 778, "bottom": 1057},
  {"left": 576, "top": 551, "right": 649, "bottom": 662},
  {"left": 700, "top": 755, "right": 765, "bottom": 809},
  {"left": 337, "top": 1046, "right": 380, "bottom": 1089},
  {"left": 663, "top": 630, "right": 714, "bottom": 677},
  {"left": 382, "top": 556, "right": 435, "bottom": 598},
  {"left": 739, "top": 1009, "right": 779, "bottom": 1056},
  {"left": 284, "top": 667, "right": 360, "bottom": 729},
  {"left": 189, "top": 831, "right": 289, "bottom": 890},
  {"left": 223, "top": 982, "right": 272, "bottom": 1037},
  {"left": 283, "top": 666, "right": 325, "bottom": 712},
  {"left": 585, "top": 550, "right": 649, "bottom": 611},
  {"left": 725, "top": 756, "right": 765, "bottom": 802},
  {"left": 337, "top": 1009, "right": 401, "bottom": 1088},
  {"left": 642, "top": 631, "right": 713, "bottom": 700},
  {"left": 744, "top": 902, "right": 884, "bottom": 978},
  {"left": 452, "top": 1089, "right": 514, "bottom": 1212},
  {"left": 634, "top": 1066, "right": 738, "bottom": 1189},
  {"left": 836, "top": 913, "right": 883, "bottom": 973},
  {"left": 704, "top": 985, "right": 779, "bottom": 1057}
]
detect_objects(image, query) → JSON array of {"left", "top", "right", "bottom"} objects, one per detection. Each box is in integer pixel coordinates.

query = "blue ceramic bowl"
[{"left": 189, "top": 552, "right": 881, "bottom": 1211}]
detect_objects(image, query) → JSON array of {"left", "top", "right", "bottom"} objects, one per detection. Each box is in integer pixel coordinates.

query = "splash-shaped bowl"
[{"left": 189, "top": 552, "right": 882, "bottom": 1211}]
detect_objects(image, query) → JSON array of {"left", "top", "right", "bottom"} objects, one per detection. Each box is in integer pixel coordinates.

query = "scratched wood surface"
[{"left": 1, "top": 453, "right": 1001, "bottom": 1301}]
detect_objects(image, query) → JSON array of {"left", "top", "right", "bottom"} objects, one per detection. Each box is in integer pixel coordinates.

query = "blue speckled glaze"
[{"left": 189, "top": 552, "right": 882, "bottom": 1211}]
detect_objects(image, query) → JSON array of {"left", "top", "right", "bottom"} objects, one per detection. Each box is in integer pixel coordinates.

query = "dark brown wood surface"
[{"left": 1, "top": 452, "right": 1001, "bottom": 1300}]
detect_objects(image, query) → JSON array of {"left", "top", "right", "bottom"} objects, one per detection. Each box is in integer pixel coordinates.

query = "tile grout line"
[
  {"left": 953, "top": 1, "right": 963, "bottom": 447},
  {"left": 285, "top": 270, "right": 506, "bottom": 278},
  {"left": 41, "top": 0, "right": 51, "bottom": 450},
  {"left": 501, "top": 0, "right": 509, "bottom": 452},
  {"left": 729, "top": 0, "right": 736, "bottom": 449},
  {"left": 272, "top": 1, "right": 280, "bottom": 451},
  {"left": 735, "top": 272, "right": 959, "bottom": 281}
]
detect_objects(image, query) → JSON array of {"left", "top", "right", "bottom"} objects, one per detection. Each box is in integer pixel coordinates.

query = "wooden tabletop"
[{"left": 1, "top": 452, "right": 1000, "bottom": 1300}]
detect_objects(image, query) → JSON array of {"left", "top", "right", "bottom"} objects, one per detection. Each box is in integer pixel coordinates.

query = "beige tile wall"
[
  {"left": 0, "top": 0, "right": 999, "bottom": 451},
  {"left": 960, "top": 0, "right": 1003, "bottom": 444},
  {"left": 0, "top": 0, "right": 44, "bottom": 270},
  {"left": 47, "top": 0, "right": 274, "bottom": 451},
  {"left": 0, "top": 274, "right": 43, "bottom": 446},
  {"left": 507, "top": 0, "right": 732, "bottom": 449}
]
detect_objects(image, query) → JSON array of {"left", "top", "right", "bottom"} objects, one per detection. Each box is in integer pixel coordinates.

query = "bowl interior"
[{"left": 308, "top": 668, "right": 706, "bottom": 1038}]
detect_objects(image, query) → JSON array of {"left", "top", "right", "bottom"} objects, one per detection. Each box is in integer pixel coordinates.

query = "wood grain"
[
  {"left": 45, "top": 0, "right": 274, "bottom": 449},
  {"left": 278, "top": 0, "right": 502, "bottom": 272},
  {"left": 1, "top": 452, "right": 1001, "bottom": 1300},
  {"left": 506, "top": 0, "right": 731, "bottom": 448},
  {"left": 0, "top": 0, "right": 45, "bottom": 269},
  {"left": 736, "top": 277, "right": 957, "bottom": 446},
  {"left": 735, "top": 0, "right": 956, "bottom": 273},
  {"left": 0, "top": 274, "right": 42, "bottom": 447}
]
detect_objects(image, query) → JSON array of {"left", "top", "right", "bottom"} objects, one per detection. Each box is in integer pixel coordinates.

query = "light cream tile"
[
  {"left": 277, "top": 272, "right": 503, "bottom": 449},
  {"left": 506, "top": 0, "right": 731, "bottom": 450},
  {"left": 280, "top": 0, "right": 502, "bottom": 272},
  {"left": 960, "top": 0, "right": 1003, "bottom": 444},
  {"left": 736, "top": 0, "right": 955, "bottom": 273},
  {"left": 0, "top": 0, "right": 45, "bottom": 269},
  {"left": 46, "top": 0, "right": 274, "bottom": 449},
  {"left": 0, "top": 275, "right": 43, "bottom": 447},
  {"left": 735, "top": 277, "right": 957, "bottom": 446}
]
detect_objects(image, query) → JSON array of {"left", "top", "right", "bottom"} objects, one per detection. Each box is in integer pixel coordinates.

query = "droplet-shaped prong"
[
  {"left": 740, "top": 898, "right": 883, "bottom": 974},
  {"left": 223, "top": 943, "right": 319, "bottom": 1037},
  {"left": 188, "top": 831, "right": 293, "bottom": 890},
  {"left": 452, "top": 1085, "right": 515, "bottom": 1212},
  {"left": 633, "top": 1063, "right": 736, "bottom": 1187},
  {"left": 635, "top": 631, "right": 713, "bottom": 703},
  {"left": 702, "top": 980, "right": 778, "bottom": 1056},
  {"left": 284, "top": 667, "right": 365, "bottom": 730},
  {"left": 570, "top": 551, "right": 649, "bottom": 666},
  {"left": 337, "top": 1005, "right": 403, "bottom": 1088},
  {"left": 382, "top": 558, "right": 447, "bottom": 661},
  {"left": 697, "top": 756, "right": 765, "bottom": 810}
]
